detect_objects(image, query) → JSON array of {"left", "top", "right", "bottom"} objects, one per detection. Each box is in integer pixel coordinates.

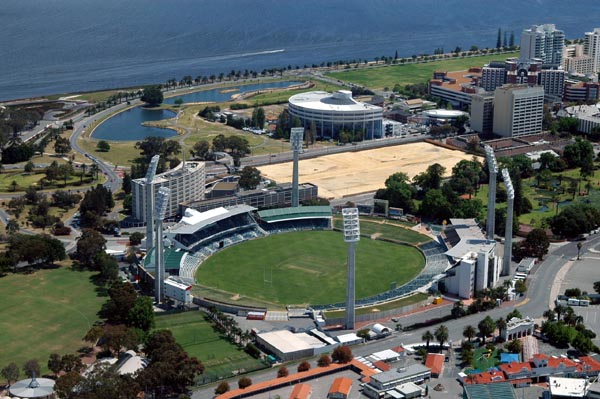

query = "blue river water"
[
  {"left": 93, "top": 80, "right": 300, "bottom": 141},
  {"left": 2, "top": 0, "right": 600, "bottom": 101}
]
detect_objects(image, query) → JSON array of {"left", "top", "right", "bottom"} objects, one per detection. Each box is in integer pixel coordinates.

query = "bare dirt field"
[{"left": 258, "top": 142, "right": 479, "bottom": 199}]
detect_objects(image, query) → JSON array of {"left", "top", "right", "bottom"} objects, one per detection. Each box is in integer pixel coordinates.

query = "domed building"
[{"left": 288, "top": 90, "right": 383, "bottom": 140}]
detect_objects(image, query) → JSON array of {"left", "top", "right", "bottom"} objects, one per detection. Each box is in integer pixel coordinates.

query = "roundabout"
[{"left": 194, "top": 230, "right": 425, "bottom": 307}]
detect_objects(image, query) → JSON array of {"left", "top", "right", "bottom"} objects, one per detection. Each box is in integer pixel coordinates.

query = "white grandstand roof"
[
  {"left": 257, "top": 330, "right": 326, "bottom": 354},
  {"left": 169, "top": 204, "right": 256, "bottom": 235},
  {"left": 288, "top": 90, "right": 382, "bottom": 112}
]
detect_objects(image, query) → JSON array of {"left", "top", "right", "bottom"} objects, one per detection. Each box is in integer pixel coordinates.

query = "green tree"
[
  {"left": 514, "top": 279, "right": 527, "bottom": 295},
  {"left": 23, "top": 359, "right": 40, "bottom": 378},
  {"left": 514, "top": 228, "right": 550, "bottom": 260},
  {"left": 129, "top": 231, "right": 145, "bottom": 246},
  {"left": 48, "top": 353, "right": 62, "bottom": 376},
  {"left": 251, "top": 107, "right": 266, "bottom": 128},
  {"left": 191, "top": 140, "right": 211, "bottom": 160},
  {"left": 128, "top": 296, "right": 155, "bottom": 332},
  {"left": 24, "top": 160, "right": 34, "bottom": 173},
  {"left": 55, "top": 371, "right": 84, "bottom": 399},
  {"left": 100, "top": 281, "right": 137, "bottom": 325},
  {"left": 413, "top": 163, "right": 446, "bottom": 192},
  {"left": 1, "top": 362, "right": 19, "bottom": 385},
  {"left": 375, "top": 172, "right": 416, "bottom": 213},
  {"left": 96, "top": 140, "right": 111, "bottom": 152},
  {"left": 54, "top": 136, "right": 71, "bottom": 155},
  {"left": 121, "top": 172, "right": 131, "bottom": 194},
  {"left": 238, "top": 166, "right": 261, "bottom": 190},
  {"left": 141, "top": 86, "right": 163, "bottom": 106},
  {"left": 76, "top": 229, "right": 107, "bottom": 267},
  {"left": 174, "top": 98, "right": 184, "bottom": 107},
  {"left": 6, "top": 219, "right": 20, "bottom": 234},
  {"left": 478, "top": 316, "right": 496, "bottom": 343},
  {"left": 93, "top": 251, "right": 119, "bottom": 282},
  {"left": 419, "top": 189, "right": 452, "bottom": 221}
]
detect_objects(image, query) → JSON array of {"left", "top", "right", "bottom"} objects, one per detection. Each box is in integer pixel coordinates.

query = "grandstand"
[
  {"left": 165, "top": 205, "right": 265, "bottom": 253},
  {"left": 312, "top": 239, "right": 450, "bottom": 310},
  {"left": 142, "top": 247, "right": 200, "bottom": 284},
  {"left": 256, "top": 206, "right": 332, "bottom": 233}
]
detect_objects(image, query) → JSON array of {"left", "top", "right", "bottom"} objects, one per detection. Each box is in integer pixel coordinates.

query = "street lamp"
[
  {"left": 342, "top": 208, "right": 360, "bottom": 330},
  {"left": 577, "top": 242, "right": 582, "bottom": 260},
  {"left": 290, "top": 127, "right": 304, "bottom": 208},
  {"left": 154, "top": 186, "right": 170, "bottom": 304}
]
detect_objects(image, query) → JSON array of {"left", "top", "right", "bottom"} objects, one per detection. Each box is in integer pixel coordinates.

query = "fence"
[{"left": 324, "top": 298, "right": 430, "bottom": 326}]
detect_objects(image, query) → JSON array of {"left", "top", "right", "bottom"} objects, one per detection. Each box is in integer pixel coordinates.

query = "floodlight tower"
[
  {"left": 342, "top": 208, "right": 360, "bottom": 330},
  {"left": 485, "top": 146, "right": 499, "bottom": 240},
  {"left": 144, "top": 155, "right": 160, "bottom": 250},
  {"left": 290, "top": 127, "right": 304, "bottom": 208},
  {"left": 154, "top": 187, "right": 170, "bottom": 304},
  {"left": 501, "top": 168, "right": 515, "bottom": 276}
]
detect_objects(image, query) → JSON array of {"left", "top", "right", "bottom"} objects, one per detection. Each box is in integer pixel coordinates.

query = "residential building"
[
  {"left": 363, "top": 364, "right": 431, "bottom": 398},
  {"left": 428, "top": 68, "right": 485, "bottom": 107},
  {"left": 131, "top": 161, "right": 206, "bottom": 222},
  {"left": 328, "top": 377, "right": 352, "bottom": 399},
  {"left": 563, "top": 44, "right": 594, "bottom": 75},
  {"left": 563, "top": 82, "right": 600, "bottom": 103},
  {"left": 481, "top": 62, "right": 507, "bottom": 92},
  {"left": 289, "top": 383, "right": 312, "bottom": 399},
  {"left": 559, "top": 104, "right": 600, "bottom": 134},
  {"left": 538, "top": 67, "right": 565, "bottom": 101},
  {"left": 443, "top": 219, "right": 500, "bottom": 299},
  {"left": 584, "top": 28, "right": 600, "bottom": 72},
  {"left": 470, "top": 93, "right": 494, "bottom": 134},
  {"left": 463, "top": 383, "right": 518, "bottom": 399},
  {"left": 181, "top": 182, "right": 318, "bottom": 213},
  {"left": 548, "top": 377, "right": 589, "bottom": 398},
  {"left": 493, "top": 85, "right": 544, "bottom": 137},
  {"left": 425, "top": 353, "right": 444, "bottom": 378},
  {"left": 288, "top": 90, "right": 383, "bottom": 140},
  {"left": 520, "top": 24, "right": 565, "bottom": 66}
]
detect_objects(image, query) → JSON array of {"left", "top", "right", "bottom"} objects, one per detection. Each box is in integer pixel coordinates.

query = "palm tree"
[
  {"left": 422, "top": 330, "right": 434, "bottom": 351},
  {"left": 90, "top": 164, "right": 99, "bottom": 180},
  {"left": 435, "top": 325, "right": 449, "bottom": 352},
  {"left": 554, "top": 304, "right": 567, "bottom": 322},
  {"left": 463, "top": 325, "right": 476, "bottom": 342},
  {"left": 543, "top": 309, "right": 556, "bottom": 321},
  {"left": 80, "top": 163, "right": 87, "bottom": 184},
  {"left": 496, "top": 317, "right": 507, "bottom": 338}
]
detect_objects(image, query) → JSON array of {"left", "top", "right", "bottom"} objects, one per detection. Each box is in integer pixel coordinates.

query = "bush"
[
  {"left": 277, "top": 366, "right": 288, "bottom": 378},
  {"left": 245, "top": 343, "right": 261, "bottom": 358},
  {"left": 238, "top": 377, "right": 252, "bottom": 389},
  {"left": 317, "top": 354, "right": 331, "bottom": 367},
  {"left": 297, "top": 361, "right": 311, "bottom": 372},
  {"left": 332, "top": 346, "right": 353, "bottom": 363},
  {"left": 215, "top": 381, "right": 230, "bottom": 395}
]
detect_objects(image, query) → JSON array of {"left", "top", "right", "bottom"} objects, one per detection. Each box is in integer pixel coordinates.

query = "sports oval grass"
[{"left": 195, "top": 230, "right": 425, "bottom": 306}]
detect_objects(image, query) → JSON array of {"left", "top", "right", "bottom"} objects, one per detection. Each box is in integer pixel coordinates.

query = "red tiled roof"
[
  {"left": 499, "top": 361, "right": 532, "bottom": 375},
  {"left": 579, "top": 356, "right": 600, "bottom": 373},
  {"left": 425, "top": 353, "right": 444, "bottom": 376},
  {"left": 329, "top": 377, "right": 353, "bottom": 396},
  {"left": 392, "top": 346, "right": 405, "bottom": 353},
  {"left": 290, "top": 383, "right": 312, "bottom": 399},
  {"left": 216, "top": 359, "right": 372, "bottom": 399},
  {"left": 466, "top": 370, "right": 506, "bottom": 384},
  {"left": 372, "top": 361, "right": 391, "bottom": 372}
]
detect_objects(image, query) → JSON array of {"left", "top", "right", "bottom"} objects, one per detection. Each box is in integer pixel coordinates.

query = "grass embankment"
[
  {"left": 0, "top": 266, "right": 106, "bottom": 374},
  {"left": 333, "top": 216, "right": 431, "bottom": 244},
  {"left": 195, "top": 230, "right": 425, "bottom": 307},
  {"left": 323, "top": 292, "right": 429, "bottom": 319},
  {"left": 154, "top": 311, "right": 265, "bottom": 380},
  {"left": 325, "top": 51, "right": 520, "bottom": 89}
]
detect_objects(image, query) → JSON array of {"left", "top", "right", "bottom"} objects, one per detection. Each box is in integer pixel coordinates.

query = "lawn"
[
  {"left": 195, "top": 230, "right": 425, "bottom": 306},
  {"left": 474, "top": 165, "right": 600, "bottom": 229},
  {"left": 333, "top": 216, "right": 431, "bottom": 244},
  {"left": 325, "top": 51, "right": 520, "bottom": 89},
  {"left": 154, "top": 311, "right": 265, "bottom": 381},
  {"left": 0, "top": 266, "right": 106, "bottom": 374}
]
